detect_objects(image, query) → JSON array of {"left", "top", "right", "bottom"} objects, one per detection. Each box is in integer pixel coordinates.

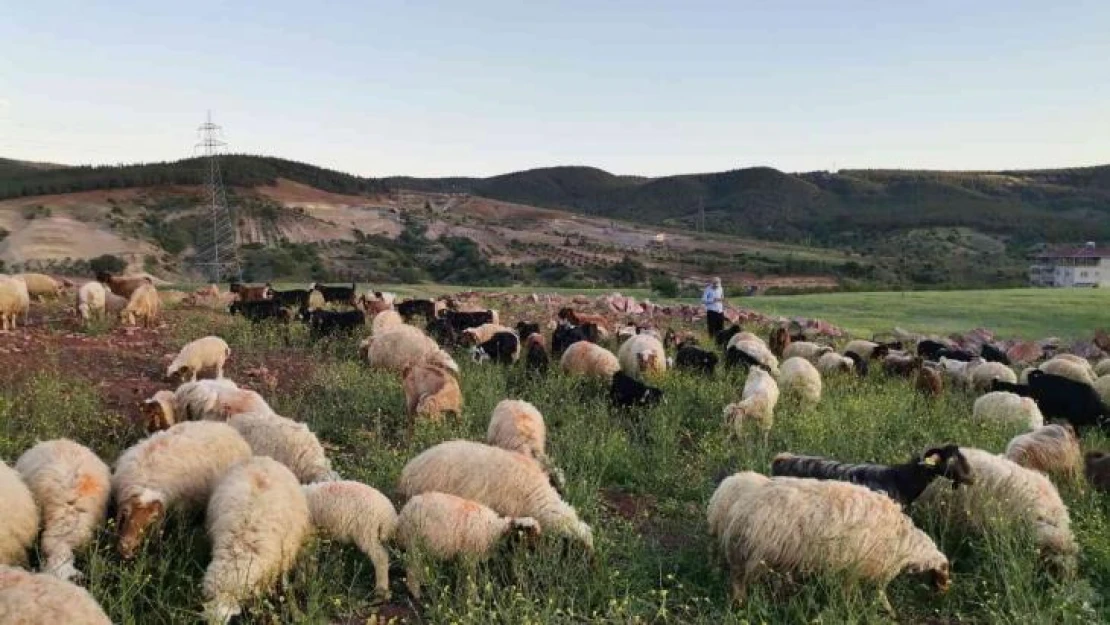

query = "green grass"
[{"left": 1, "top": 301, "right": 1108, "bottom": 623}]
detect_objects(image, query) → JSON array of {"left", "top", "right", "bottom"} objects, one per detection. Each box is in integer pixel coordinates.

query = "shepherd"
[{"left": 703, "top": 277, "right": 724, "bottom": 337}]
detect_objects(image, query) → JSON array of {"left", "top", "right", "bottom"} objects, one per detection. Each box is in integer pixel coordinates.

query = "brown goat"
[
  {"left": 768, "top": 326, "right": 791, "bottom": 358},
  {"left": 914, "top": 367, "right": 943, "bottom": 397}
]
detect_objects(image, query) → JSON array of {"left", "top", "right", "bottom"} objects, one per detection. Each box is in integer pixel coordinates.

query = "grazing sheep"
[
  {"left": 523, "top": 333, "right": 549, "bottom": 375},
  {"left": 371, "top": 309, "right": 404, "bottom": 335},
  {"left": 973, "top": 392, "right": 1044, "bottom": 430},
  {"left": 516, "top": 321, "right": 541, "bottom": 339},
  {"left": 309, "top": 282, "right": 357, "bottom": 306},
  {"left": 782, "top": 341, "right": 833, "bottom": 363},
  {"left": 96, "top": 271, "right": 152, "bottom": 299},
  {"left": 882, "top": 353, "right": 923, "bottom": 378},
  {"left": 777, "top": 357, "right": 822, "bottom": 405},
  {"left": 402, "top": 364, "right": 462, "bottom": 421},
  {"left": 460, "top": 323, "right": 516, "bottom": 346},
  {"left": 675, "top": 344, "right": 719, "bottom": 375},
  {"left": 471, "top": 332, "right": 521, "bottom": 365},
  {"left": 1093, "top": 375, "right": 1110, "bottom": 408},
  {"left": 717, "top": 473, "right": 950, "bottom": 613},
  {"left": 1085, "top": 451, "right": 1110, "bottom": 492},
  {"left": 980, "top": 343, "right": 1011, "bottom": 365},
  {"left": 723, "top": 367, "right": 780, "bottom": 438},
  {"left": 0, "top": 278, "right": 30, "bottom": 331},
  {"left": 770, "top": 444, "right": 973, "bottom": 507},
  {"left": 725, "top": 337, "right": 780, "bottom": 375},
  {"left": 919, "top": 448, "right": 1077, "bottom": 574},
  {"left": 267, "top": 286, "right": 311, "bottom": 309},
  {"left": 167, "top": 335, "right": 230, "bottom": 382},
  {"left": 0, "top": 565, "right": 112, "bottom": 625},
  {"left": 843, "top": 339, "right": 891, "bottom": 361},
  {"left": 364, "top": 325, "right": 459, "bottom": 375},
  {"left": 715, "top": 324, "right": 742, "bottom": 348},
  {"left": 560, "top": 341, "right": 620, "bottom": 380},
  {"left": 395, "top": 492, "right": 540, "bottom": 599},
  {"left": 228, "top": 281, "right": 271, "bottom": 303},
  {"left": 229, "top": 299, "right": 288, "bottom": 323},
  {"left": 706, "top": 473, "right": 749, "bottom": 541},
  {"left": 1039, "top": 357, "right": 1096, "bottom": 385},
  {"left": 397, "top": 440, "right": 593, "bottom": 551},
  {"left": 141, "top": 378, "right": 274, "bottom": 431},
  {"left": 969, "top": 361, "right": 1018, "bottom": 391},
  {"left": 551, "top": 323, "right": 598, "bottom": 356},
  {"left": 557, "top": 307, "right": 609, "bottom": 332},
  {"left": 15, "top": 273, "right": 63, "bottom": 300},
  {"left": 1020, "top": 370, "right": 1108, "bottom": 430},
  {"left": 916, "top": 339, "right": 949, "bottom": 361},
  {"left": 610, "top": 371, "right": 665, "bottom": 408},
  {"left": 1004, "top": 424, "right": 1082, "bottom": 480},
  {"left": 120, "top": 283, "right": 161, "bottom": 327},
  {"left": 617, "top": 334, "right": 667, "bottom": 379},
  {"left": 301, "top": 309, "right": 366, "bottom": 337},
  {"left": 487, "top": 399, "right": 548, "bottom": 464},
  {"left": 227, "top": 412, "right": 338, "bottom": 483},
  {"left": 396, "top": 298, "right": 439, "bottom": 323},
  {"left": 302, "top": 481, "right": 397, "bottom": 599},
  {"left": 14, "top": 439, "right": 111, "bottom": 581},
  {"left": 0, "top": 460, "right": 38, "bottom": 566},
  {"left": 817, "top": 351, "right": 854, "bottom": 375},
  {"left": 915, "top": 366, "right": 944, "bottom": 397},
  {"left": 113, "top": 421, "right": 253, "bottom": 559},
  {"left": 76, "top": 280, "right": 107, "bottom": 323},
  {"left": 203, "top": 457, "right": 310, "bottom": 624},
  {"left": 939, "top": 356, "right": 984, "bottom": 388},
  {"left": 1095, "top": 359, "right": 1110, "bottom": 378},
  {"left": 442, "top": 310, "right": 497, "bottom": 333}
]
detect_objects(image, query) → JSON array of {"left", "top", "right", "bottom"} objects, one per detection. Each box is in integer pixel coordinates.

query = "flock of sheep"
[{"left": 2, "top": 274, "right": 1110, "bottom": 623}]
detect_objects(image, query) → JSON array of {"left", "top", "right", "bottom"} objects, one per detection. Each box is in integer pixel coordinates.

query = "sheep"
[
  {"left": 442, "top": 309, "right": 497, "bottom": 333},
  {"left": 402, "top": 363, "right": 462, "bottom": 421},
  {"left": 229, "top": 299, "right": 288, "bottom": 323},
  {"left": 523, "top": 333, "right": 549, "bottom": 375},
  {"left": 76, "top": 280, "right": 107, "bottom": 323},
  {"left": 460, "top": 323, "right": 516, "bottom": 346},
  {"left": 722, "top": 367, "right": 779, "bottom": 438},
  {"left": 267, "top": 286, "right": 312, "bottom": 309},
  {"left": 560, "top": 341, "right": 620, "bottom": 380},
  {"left": 228, "top": 281, "right": 271, "bottom": 302},
  {"left": 1039, "top": 357, "right": 1096, "bottom": 385},
  {"left": 309, "top": 282, "right": 357, "bottom": 305},
  {"left": 14, "top": 439, "right": 111, "bottom": 581},
  {"left": 471, "top": 332, "right": 521, "bottom": 365},
  {"left": 782, "top": 341, "right": 833, "bottom": 363},
  {"left": 770, "top": 444, "right": 973, "bottom": 507},
  {"left": 1095, "top": 359, "right": 1110, "bottom": 378},
  {"left": 777, "top": 357, "right": 822, "bottom": 405},
  {"left": 300, "top": 309, "right": 366, "bottom": 338},
  {"left": 302, "top": 480, "right": 397, "bottom": 600},
  {"left": 610, "top": 371, "right": 665, "bottom": 408},
  {"left": 939, "top": 356, "right": 984, "bottom": 388},
  {"left": 916, "top": 339, "right": 948, "bottom": 360},
  {"left": 725, "top": 337, "right": 780, "bottom": 375},
  {"left": 674, "top": 344, "right": 719, "bottom": 375},
  {"left": 306, "top": 288, "right": 327, "bottom": 311},
  {"left": 706, "top": 473, "right": 750, "bottom": 542},
  {"left": 227, "top": 412, "right": 338, "bottom": 483},
  {"left": 0, "top": 565, "right": 112, "bottom": 624},
  {"left": 915, "top": 366, "right": 944, "bottom": 397},
  {"left": 397, "top": 440, "right": 593, "bottom": 551},
  {"left": 203, "top": 456, "right": 310, "bottom": 624},
  {"left": 167, "top": 335, "right": 230, "bottom": 382},
  {"left": 371, "top": 309, "right": 404, "bottom": 335},
  {"left": 919, "top": 448, "right": 1077, "bottom": 574},
  {"left": 364, "top": 325, "right": 459, "bottom": 375},
  {"left": 993, "top": 373, "right": 1109, "bottom": 431},
  {"left": 768, "top": 326, "right": 791, "bottom": 358},
  {"left": 0, "top": 278, "right": 29, "bottom": 331},
  {"left": 557, "top": 307, "right": 609, "bottom": 332},
  {"left": 395, "top": 492, "right": 540, "bottom": 599},
  {"left": 17, "top": 272, "right": 63, "bottom": 300},
  {"left": 113, "top": 421, "right": 253, "bottom": 559},
  {"left": 732, "top": 331, "right": 765, "bottom": 346},
  {"left": 717, "top": 473, "right": 950, "bottom": 613},
  {"left": 715, "top": 324, "right": 742, "bottom": 348},
  {"left": 980, "top": 343, "right": 1011, "bottom": 365},
  {"left": 142, "top": 378, "right": 274, "bottom": 432},
  {"left": 1094, "top": 374, "right": 1110, "bottom": 408},
  {"left": 396, "top": 298, "right": 439, "bottom": 323},
  {"left": 842, "top": 339, "right": 891, "bottom": 361},
  {"left": 972, "top": 391, "right": 1044, "bottom": 430},
  {"left": 0, "top": 460, "right": 38, "bottom": 566},
  {"left": 1085, "top": 451, "right": 1110, "bottom": 492},
  {"left": 551, "top": 323, "right": 597, "bottom": 356},
  {"left": 120, "top": 282, "right": 161, "bottom": 327},
  {"left": 969, "top": 360, "right": 1018, "bottom": 391},
  {"left": 617, "top": 333, "right": 667, "bottom": 379},
  {"left": 486, "top": 399, "right": 549, "bottom": 464},
  {"left": 1004, "top": 424, "right": 1082, "bottom": 480},
  {"left": 96, "top": 271, "right": 152, "bottom": 298},
  {"left": 882, "top": 353, "right": 923, "bottom": 378},
  {"left": 817, "top": 351, "right": 854, "bottom": 375}
]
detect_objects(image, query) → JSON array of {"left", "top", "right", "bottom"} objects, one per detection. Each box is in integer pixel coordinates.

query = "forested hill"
[
  {"left": 386, "top": 165, "right": 1110, "bottom": 246},
  {"left": 0, "top": 155, "right": 387, "bottom": 199}
]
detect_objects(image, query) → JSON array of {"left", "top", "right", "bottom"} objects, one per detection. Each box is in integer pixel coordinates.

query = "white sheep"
[
  {"left": 395, "top": 492, "right": 540, "bottom": 599},
  {"left": 0, "top": 565, "right": 111, "bottom": 625},
  {"left": 617, "top": 334, "right": 667, "bottom": 378},
  {"left": 1004, "top": 424, "right": 1082, "bottom": 480},
  {"left": 461, "top": 323, "right": 516, "bottom": 346},
  {"left": 0, "top": 277, "right": 30, "bottom": 331},
  {"left": 302, "top": 480, "right": 397, "bottom": 600},
  {"left": 402, "top": 363, "right": 462, "bottom": 421},
  {"left": 227, "top": 412, "right": 338, "bottom": 483},
  {"left": 727, "top": 336, "right": 780, "bottom": 375},
  {"left": 371, "top": 309, "right": 404, "bottom": 335},
  {"left": 398, "top": 440, "right": 592, "bottom": 551},
  {"left": 167, "top": 335, "right": 231, "bottom": 382},
  {"left": 364, "top": 325, "right": 459, "bottom": 375},
  {"left": 968, "top": 360, "right": 1018, "bottom": 391},
  {"left": 973, "top": 391, "right": 1044, "bottom": 430},
  {"left": 120, "top": 282, "right": 161, "bottom": 327},
  {"left": 203, "top": 456, "right": 311, "bottom": 624},
  {"left": 939, "top": 356, "right": 985, "bottom": 388},
  {"left": 706, "top": 472, "right": 750, "bottom": 542},
  {"left": 1094, "top": 358, "right": 1110, "bottom": 378},
  {"left": 722, "top": 367, "right": 780, "bottom": 439},
  {"left": 782, "top": 341, "right": 833, "bottom": 363},
  {"left": 777, "top": 357, "right": 822, "bottom": 405},
  {"left": 1039, "top": 357, "right": 1096, "bottom": 385},
  {"left": 560, "top": 341, "right": 620, "bottom": 380},
  {"left": 733, "top": 331, "right": 766, "bottom": 346},
  {"left": 816, "top": 351, "right": 855, "bottom": 375},
  {"left": 919, "top": 447, "right": 1077, "bottom": 573},
  {"left": 1093, "top": 375, "right": 1110, "bottom": 407},
  {"left": 112, "top": 421, "right": 253, "bottom": 559},
  {"left": 142, "top": 378, "right": 274, "bottom": 431},
  {"left": 486, "top": 399, "right": 548, "bottom": 462},
  {"left": 16, "top": 273, "right": 63, "bottom": 300},
  {"left": 76, "top": 280, "right": 107, "bottom": 323},
  {"left": 14, "top": 439, "right": 111, "bottom": 581},
  {"left": 717, "top": 473, "right": 950, "bottom": 613},
  {"left": 843, "top": 339, "right": 882, "bottom": 360},
  {"left": 0, "top": 460, "right": 38, "bottom": 566}
]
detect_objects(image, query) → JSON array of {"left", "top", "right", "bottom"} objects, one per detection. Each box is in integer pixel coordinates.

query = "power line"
[{"left": 192, "top": 112, "right": 242, "bottom": 284}]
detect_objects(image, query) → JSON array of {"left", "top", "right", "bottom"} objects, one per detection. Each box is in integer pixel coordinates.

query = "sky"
[{"left": 2, "top": 0, "right": 1109, "bottom": 178}]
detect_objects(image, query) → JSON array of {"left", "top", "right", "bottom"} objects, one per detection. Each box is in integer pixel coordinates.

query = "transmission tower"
[{"left": 193, "top": 112, "right": 242, "bottom": 283}]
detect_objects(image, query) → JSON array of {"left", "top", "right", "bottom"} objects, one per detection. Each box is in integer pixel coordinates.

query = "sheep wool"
[
  {"left": 921, "top": 448, "right": 1078, "bottom": 573},
  {"left": 371, "top": 309, "right": 404, "bottom": 335},
  {"left": 560, "top": 341, "right": 620, "bottom": 380},
  {"left": 227, "top": 412, "right": 338, "bottom": 483},
  {"left": 365, "top": 325, "right": 459, "bottom": 375},
  {"left": 727, "top": 336, "right": 780, "bottom": 375},
  {"left": 395, "top": 492, "right": 539, "bottom": 599},
  {"left": 167, "top": 335, "right": 231, "bottom": 382},
  {"left": 706, "top": 472, "right": 763, "bottom": 541},
  {"left": 723, "top": 367, "right": 780, "bottom": 437},
  {"left": 969, "top": 361, "right": 1018, "bottom": 391},
  {"left": 112, "top": 421, "right": 253, "bottom": 559},
  {"left": 16, "top": 273, "right": 63, "bottom": 300},
  {"left": 718, "top": 474, "right": 949, "bottom": 610},
  {"left": 617, "top": 334, "right": 667, "bottom": 378},
  {"left": 402, "top": 363, "right": 462, "bottom": 420},
  {"left": 0, "top": 278, "right": 30, "bottom": 331},
  {"left": 1093, "top": 375, "right": 1110, "bottom": 408},
  {"left": 303, "top": 481, "right": 397, "bottom": 599},
  {"left": 461, "top": 323, "right": 516, "bottom": 346},
  {"left": 1095, "top": 359, "right": 1110, "bottom": 378},
  {"left": 14, "top": 439, "right": 111, "bottom": 581},
  {"left": 0, "top": 460, "right": 38, "bottom": 566},
  {"left": 973, "top": 392, "right": 1044, "bottom": 430},
  {"left": 120, "top": 283, "right": 161, "bottom": 327},
  {"left": 782, "top": 341, "right": 833, "bottom": 363},
  {"left": 0, "top": 565, "right": 111, "bottom": 625},
  {"left": 1004, "top": 424, "right": 1082, "bottom": 480},
  {"left": 843, "top": 339, "right": 881, "bottom": 360},
  {"left": 203, "top": 457, "right": 310, "bottom": 624},
  {"left": 142, "top": 379, "right": 273, "bottom": 432},
  {"left": 486, "top": 399, "right": 548, "bottom": 461},
  {"left": 76, "top": 280, "right": 107, "bottom": 323},
  {"left": 1039, "top": 357, "right": 1096, "bottom": 385},
  {"left": 777, "top": 357, "right": 822, "bottom": 405},
  {"left": 816, "top": 351, "right": 855, "bottom": 375},
  {"left": 398, "top": 440, "right": 593, "bottom": 551}
]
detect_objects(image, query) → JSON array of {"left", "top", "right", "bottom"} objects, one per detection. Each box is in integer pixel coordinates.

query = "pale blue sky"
[{"left": 2, "top": 1, "right": 1108, "bottom": 177}]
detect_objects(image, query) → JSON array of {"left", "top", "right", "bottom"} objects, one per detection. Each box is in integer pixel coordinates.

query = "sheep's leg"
[
  {"left": 877, "top": 588, "right": 896, "bottom": 618},
  {"left": 364, "top": 540, "right": 392, "bottom": 600},
  {"left": 729, "top": 566, "right": 750, "bottom": 607},
  {"left": 215, "top": 363, "right": 224, "bottom": 379},
  {"left": 404, "top": 562, "right": 422, "bottom": 600}
]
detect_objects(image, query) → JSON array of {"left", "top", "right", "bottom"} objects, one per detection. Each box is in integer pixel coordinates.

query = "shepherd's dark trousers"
[{"left": 706, "top": 310, "right": 724, "bottom": 337}]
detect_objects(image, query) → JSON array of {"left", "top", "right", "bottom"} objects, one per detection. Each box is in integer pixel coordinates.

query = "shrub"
[{"left": 89, "top": 254, "right": 127, "bottom": 275}]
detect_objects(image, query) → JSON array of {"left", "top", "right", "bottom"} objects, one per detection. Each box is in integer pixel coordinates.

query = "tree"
[
  {"left": 89, "top": 254, "right": 127, "bottom": 275},
  {"left": 650, "top": 274, "right": 679, "bottom": 298}
]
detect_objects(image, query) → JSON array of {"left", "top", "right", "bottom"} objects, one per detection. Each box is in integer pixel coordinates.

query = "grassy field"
[{"left": 1, "top": 297, "right": 1108, "bottom": 624}]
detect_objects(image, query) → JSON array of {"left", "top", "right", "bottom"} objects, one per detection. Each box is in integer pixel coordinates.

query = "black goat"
[
  {"left": 229, "top": 299, "right": 288, "bottom": 323},
  {"left": 471, "top": 332, "right": 520, "bottom": 365},
  {"left": 267, "top": 287, "right": 311, "bottom": 309},
  {"left": 397, "top": 299, "right": 439, "bottom": 323},
  {"left": 771, "top": 444, "right": 974, "bottom": 507},
  {"left": 993, "top": 372, "right": 1109, "bottom": 430},
  {"left": 426, "top": 317, "right": 460, "bottom": 347},
  {"left": 300, "top": 308, "right": 365, "bottom": 337},
  {"left": 675, "top": 345, "right": 719, "bottom": 376},
  {"left": 980, "top": 343, "right": 1011, "bottom": 365},
  {"left": 552, "top": 323, "right": 598, "bottom": 356},
  {"left": 916, "top": 340, "right": 948, "bottom": 361},
  {"left": 609, "top": 371, "right": 664, "bottom": 408},
  {"left": 715, "top": 324, "right": 742, "bottom": 349},
  {"left": 309, "top": 282, "right": 357, "bottom": 305},
  {"left": 936, "top": 347, "right": 975, "bottom": 362},
  {"left": 443, "top": 309, "right": 494, "bottom": 332}
]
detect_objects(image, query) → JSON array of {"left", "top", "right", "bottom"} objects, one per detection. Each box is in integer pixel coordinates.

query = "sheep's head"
[
  {"left": 871, "top": 344, "right": 891, "bottom": 360},
  {"left": 141, "top": 391, "right": 175, "bottom": 432},
  {"left": 636, "top": 350, "right": 659, "bottom": 372},
  {"left": 117, "top": 492, "right": 166, "bottom": 560},
  {"left": 920, "top": 444, "right": 974, "bottom": 488},
  {"left": 165, "top": 363, "right": 188, "bottom": 382},
  {"left": 460, "top": 328, "right": 480, "bottom": 346}
]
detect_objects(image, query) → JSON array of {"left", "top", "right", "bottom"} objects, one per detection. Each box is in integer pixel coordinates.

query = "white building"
[{"left": 1029, "top": 242, "right": 1110, "bottom": 287}]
